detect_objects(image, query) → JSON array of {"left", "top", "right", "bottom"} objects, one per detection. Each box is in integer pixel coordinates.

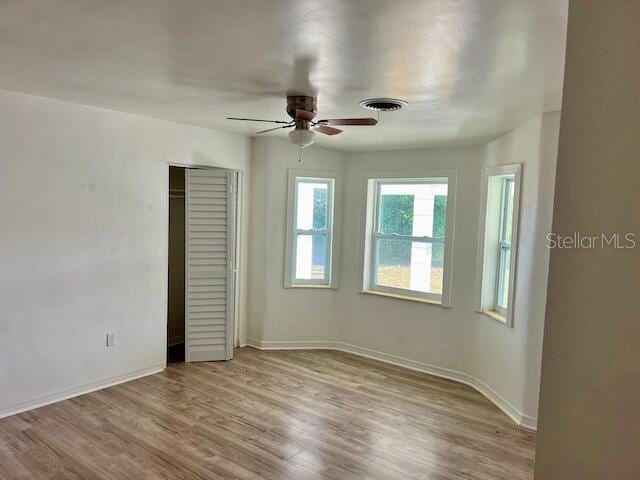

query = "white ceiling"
[{"left": 0, "top": 0, "right": 568, "bottom": 151}]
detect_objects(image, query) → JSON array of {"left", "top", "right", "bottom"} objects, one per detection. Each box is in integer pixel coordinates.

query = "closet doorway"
[{"left": 168, "top": 165, "right": 238, "bottom": 363}]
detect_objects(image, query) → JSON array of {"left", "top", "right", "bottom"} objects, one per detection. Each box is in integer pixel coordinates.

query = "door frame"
[{"left": 165, "top": 162, "right": 244, "bottom": 366}]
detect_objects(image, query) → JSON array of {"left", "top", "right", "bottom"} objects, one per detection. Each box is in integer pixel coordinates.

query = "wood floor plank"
[{"left": 0, "top": 348, "right": 535, "bottom": 480}]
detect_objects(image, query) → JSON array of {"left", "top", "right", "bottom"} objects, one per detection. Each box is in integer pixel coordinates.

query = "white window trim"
[
  {"left": 474, "top": 163, "right": 522, "bottom": 327},
  {"left": 284, "top": 168, "right": 342, "bottom": 289},
  {"left": 360, "top": 169, "right": 457, "bottom": 307}
]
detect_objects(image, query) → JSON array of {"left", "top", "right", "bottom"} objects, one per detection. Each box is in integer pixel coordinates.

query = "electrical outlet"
[{"left": 106, "top": 333, "right": 115, "bottom": 347}]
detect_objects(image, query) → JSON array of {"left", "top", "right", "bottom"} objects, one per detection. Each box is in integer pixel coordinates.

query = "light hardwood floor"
[{"left": 0, "top": 348, "right": 536, "bottom": 479}]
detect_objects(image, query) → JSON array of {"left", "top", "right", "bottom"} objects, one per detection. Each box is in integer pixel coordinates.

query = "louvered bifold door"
[{"left": 185, "top": 168, "right": 236, "bottom": 362}]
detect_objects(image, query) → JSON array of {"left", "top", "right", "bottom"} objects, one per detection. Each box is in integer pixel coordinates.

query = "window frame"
[
  {"left": 361, "top": 170, "right": 457, "bottom": 307},
  {"left": 475, "top": 164, "right": 522, "bottom": 326},
  {"left": 284, "top": 169, "right": 341, "bottom": 289},
  {"left": 292, "top": 177, "right": 334, "bottom": 286}
]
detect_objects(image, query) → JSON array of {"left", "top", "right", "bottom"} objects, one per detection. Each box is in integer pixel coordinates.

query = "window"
[
  {"left": 475, "top": 164, "right": 521, "bottom": 325},
  {"left": 285, "top": 171, "right": 340, "bottom": 288},
  {"left": 496, "top": 177, "right": 515, "bottom": 314},
  {"left": 362, "top": 174, "right": 456, "bottom": 305}
]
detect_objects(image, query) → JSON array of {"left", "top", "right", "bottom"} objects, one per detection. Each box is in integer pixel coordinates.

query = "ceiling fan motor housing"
[{"left": 286, "top": 95, "right": 317, "bottom": 119}]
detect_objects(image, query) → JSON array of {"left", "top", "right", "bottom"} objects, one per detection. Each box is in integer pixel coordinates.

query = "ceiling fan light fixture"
[
  {"left": 359, "top": 98, "right": 409, "bottom": 111},
  {"left": 288, "top": 129, "right": 315, "bottom": 148}
]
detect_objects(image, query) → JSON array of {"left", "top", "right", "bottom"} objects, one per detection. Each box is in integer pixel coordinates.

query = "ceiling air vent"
[{"left": 359, "top": 98, "right": 408, "bottom": 112}]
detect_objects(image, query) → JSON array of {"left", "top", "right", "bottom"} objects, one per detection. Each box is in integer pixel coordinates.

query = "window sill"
[
  {"left": 287, "top": 284, "right": 333, "bottom": 289},
  {"left": 361, "top": 290, "right": 447, "bottom": 307},
  {"left": 482, "top": 309, "right": 508, "bottom": 324}
]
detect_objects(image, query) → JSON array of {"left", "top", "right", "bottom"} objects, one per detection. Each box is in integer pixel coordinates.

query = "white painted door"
[{"left": 185, "top": 168, "right": 236, "bottom": 362}]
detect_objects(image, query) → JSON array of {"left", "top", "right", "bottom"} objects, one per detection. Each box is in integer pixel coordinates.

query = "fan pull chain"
[{"left": 298, "top": 145, "right": 303, "bottom": 164}]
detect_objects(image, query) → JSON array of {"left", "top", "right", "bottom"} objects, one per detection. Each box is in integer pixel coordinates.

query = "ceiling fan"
[{"left": 227, "top": 96, "right": 377, "bottom": 151}]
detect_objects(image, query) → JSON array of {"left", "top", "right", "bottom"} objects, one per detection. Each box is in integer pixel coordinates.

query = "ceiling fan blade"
[
  {"left": 295, "top": 109, "right": 316, "bottom": 121},
  {"left": 227, "top": 117, "right": 292, "bottom": 124},
  {"left": 255, "top": 124, "right": 294, "bottom": 134},
  {"left": 314, "top": 125, "right": 343, "bottom": 136},
  {"left": 317, "top": 118, "right": 378, "bottom": 126}
]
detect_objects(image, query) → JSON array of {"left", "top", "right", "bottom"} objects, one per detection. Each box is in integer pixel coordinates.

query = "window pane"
[
  {"left": 497, "top": 246, "right": 511, "bottom": 308},
  {"left": 433, "top": 195, "right": 447, "bottom": 239},
  {"left": 375, "top": 237, "right": 443, "bottom": 294},
  {"left": 502, "top": 178, "right": 515, "bottom": 243},
  {"left": 296, "top": 181, "right": 328, "bottom": 230},
  {"left": 379, "top": 194, "right": 414, "bottom": 235},
  {"left": 430, "top": 241, "right": 445, "bottom": 294},
  {"left": 295, "top": 233, "right": 327, "bottom": 280},
  {"left": 378, "top": 183, "right": 448, "bottom": 237}
]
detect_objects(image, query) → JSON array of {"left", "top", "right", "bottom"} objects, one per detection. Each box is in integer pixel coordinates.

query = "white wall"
[
  {"left": 469, "top": 112, "right": 560, "bottom": 424},
  {"left": 247, "top": 138, "right": 344, "bottom": 343},
  {"left": 246, "top": 112, "right": 560, "bottom": 427},
  {"left": 339, "top": 145, "right": 484, "bottom": 375},
  {"left": 535, "top": 1, "right": 640, "bottom": 477},
  {"left": 0, "top": 89, "right": 250, "bottom": 417}
]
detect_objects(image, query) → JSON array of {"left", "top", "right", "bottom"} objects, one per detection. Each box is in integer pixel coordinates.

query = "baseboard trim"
[
  {"left": 0, "top": 364, "right": 165, "bottom": 420},
  {"left": 244, "top": 338, "right": 537, "bottom": 431}
]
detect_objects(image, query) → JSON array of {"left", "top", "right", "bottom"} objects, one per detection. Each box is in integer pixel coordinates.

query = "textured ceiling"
[{"left": 0, "top": 0, "right": 568, "bottom": 151}]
